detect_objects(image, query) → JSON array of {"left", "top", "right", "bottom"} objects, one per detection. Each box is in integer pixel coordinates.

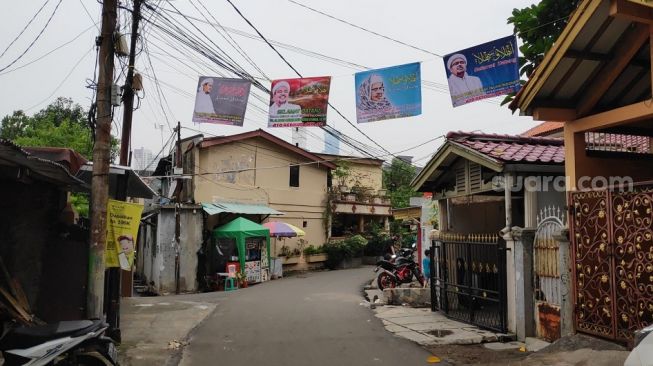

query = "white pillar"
[{"left": 524, "top": 176, "right": 538, "bottom": 229}]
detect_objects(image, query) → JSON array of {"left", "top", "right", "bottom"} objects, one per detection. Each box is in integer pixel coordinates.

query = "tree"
[
  {"left": 382, "top": 158, "right": 419, "bottom": 208},
  {"left": 0, "top": 97, "right": 118, "bottom": 160},
  {"left": 503, "top": 0, "right": 580, "bottom": 105},
  {"left": 509, "top": 0, "right": 580, "bottom": 78}
]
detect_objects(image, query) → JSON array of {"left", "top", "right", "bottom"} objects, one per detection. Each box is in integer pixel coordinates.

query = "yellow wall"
[
  {"left": 193, "top": 137, "right": 329, "bottom": 253},
  {"left": 345, "top": 162, "right": 383, "bottom": 192}
]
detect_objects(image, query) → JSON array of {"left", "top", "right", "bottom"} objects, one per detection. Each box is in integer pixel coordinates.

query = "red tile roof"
[
  {"left": 521, "top": 121, "right": 564, "bottom": 137},
  {"left": 446, "top": 131, "right": 565, "bottom": 164}
]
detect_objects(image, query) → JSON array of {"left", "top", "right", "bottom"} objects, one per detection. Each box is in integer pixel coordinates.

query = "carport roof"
[{"left": 510, "top": 0, "right": 653, "bottom": 122}]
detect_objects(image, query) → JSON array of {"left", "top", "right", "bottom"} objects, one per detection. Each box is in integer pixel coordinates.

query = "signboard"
[
  {"left": 268, "top": 76, "right": 331, "bottom": 127},
  {"left": 192, "top": 76, "right": 251, "bottom": 126},
  {"left": 355, "top": 62, "right": 422, "bottom": 123},
  {"left": 245, "top": 260, "right": 261, "bottom": 283},
  {"left": 106, "top": 199, "right": 144, "bottom": 270},
  {"left": 444, "top": 35, "right": 520, "bottom": 107}
]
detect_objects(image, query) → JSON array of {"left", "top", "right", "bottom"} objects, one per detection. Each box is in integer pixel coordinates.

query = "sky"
[{"left": 0, "top": 0, "right": 541, "bottom": 167}]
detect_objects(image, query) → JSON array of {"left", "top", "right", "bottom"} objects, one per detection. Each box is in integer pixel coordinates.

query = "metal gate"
[
  {"left": 430, "top": 232, "right": 507, "bottom": 333},
  {"left": 570, "top": 183, "right": 653, "bottom": 342},
  {"left": 534, "top": 206, "right": 565, "bottom": 342}
]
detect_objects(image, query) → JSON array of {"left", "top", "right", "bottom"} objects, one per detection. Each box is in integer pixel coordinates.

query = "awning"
[
  {"left": 76, "top": 162, "right": 156, "bottom": 199},
  {"left": 202, "top": 202, "right": 283, "bottom": 216}
]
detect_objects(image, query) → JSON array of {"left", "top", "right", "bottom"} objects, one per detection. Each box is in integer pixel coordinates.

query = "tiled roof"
[
  {"left": 446, "top": 131, "right": 565, "bottom": 164},
  {"left": 521, "top": 121, "right": 564, "bottom": 137}
]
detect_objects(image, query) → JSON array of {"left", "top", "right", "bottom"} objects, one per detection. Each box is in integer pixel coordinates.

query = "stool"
[
  {"left": 225, "top": 277, "right": 237, "bottom": 291},
  {"left": 218, "top": 273, "right": 238, "bottom": 292}
]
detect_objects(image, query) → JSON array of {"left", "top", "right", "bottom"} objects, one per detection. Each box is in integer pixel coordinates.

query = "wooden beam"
[
  {"left": 576, "top": 23, "right": 649, "bottom": 116},
  {"left": 565, "top": 49, "right": 649, "bottom": 68},
  {"left": 533, "top": 107, "right": 577, "bottom": 121},
  {"left": 568, "top": 99, "right": 653, "bottom": 133},
  {"left": 611, "top": 0, "right": 653, "bottom": 23}
]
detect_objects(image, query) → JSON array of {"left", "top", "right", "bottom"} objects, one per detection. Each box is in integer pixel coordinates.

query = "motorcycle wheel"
[{"left": 377, "top": 272, "right": 396, "bottom": 290}]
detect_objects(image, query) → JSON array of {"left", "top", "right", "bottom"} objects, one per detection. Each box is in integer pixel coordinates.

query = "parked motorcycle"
[
  {"left": 0, "top": 319, "right": 119, "bottom": 365},
  {"left": 374, "top": 244, "right": 425, "bottom": 290}
]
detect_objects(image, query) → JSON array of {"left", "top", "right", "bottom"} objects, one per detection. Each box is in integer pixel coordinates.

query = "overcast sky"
[{"left": 0, "top": 0, "right": 540, "bottom": 166}]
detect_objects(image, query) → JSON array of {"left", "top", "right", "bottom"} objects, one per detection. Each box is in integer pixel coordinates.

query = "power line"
[
  {"left": 0, "top": 0, "right": 52, "bottom": 59},
  {"left": 0, "top": 0, "right": 63, "bottom": 73},
  {"left": 287, "top": 0, "right": 443, "bottom": 58}
]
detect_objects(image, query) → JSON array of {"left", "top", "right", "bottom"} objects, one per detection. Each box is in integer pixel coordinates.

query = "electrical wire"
[
  {"left": 0, "top": 0, "right": 64, "bottom": 73},
  {"left": 0, "top": 0, "right": 52, "bottom": 59}
]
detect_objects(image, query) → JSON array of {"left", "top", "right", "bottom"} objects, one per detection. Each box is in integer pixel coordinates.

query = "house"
[
  {"left": 510, "top": 0, "right": 653, "bottom": 343},
  {"left": 138, "top": 129, "right": 336, "bottom": 291},
  {"left": 316, "top": 153, "right": 392, "bottom": 238},
  {"left": 411, "top": 131, "right": 566, "bottom": 339}
]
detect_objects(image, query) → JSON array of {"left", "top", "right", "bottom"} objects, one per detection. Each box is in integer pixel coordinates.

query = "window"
[
  {"left": 303, "top": 221, "right": 308, "bottom": 228},
  {"left": 289, "top": 165, "right": 299, "bottom": 187}
]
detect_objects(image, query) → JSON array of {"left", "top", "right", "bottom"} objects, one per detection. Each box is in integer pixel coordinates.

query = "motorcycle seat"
[{"left": 0, "top": 320, "right": 105, "bottom": 350}]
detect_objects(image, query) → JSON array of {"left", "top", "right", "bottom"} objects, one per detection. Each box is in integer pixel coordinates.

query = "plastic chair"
[{"left": 225, "top": 277, "right": 237, "bottom": 291}]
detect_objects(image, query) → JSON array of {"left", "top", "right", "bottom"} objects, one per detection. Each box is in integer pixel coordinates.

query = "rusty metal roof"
[
  {"left": 0, "top": 139, "right": 88, "bottom": 190},
  {"left": 511, "top": 0, "right": 652, "bottom": 120}
]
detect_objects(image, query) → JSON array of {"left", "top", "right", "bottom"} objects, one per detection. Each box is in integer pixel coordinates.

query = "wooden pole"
[{"left": 88, "top": 0, "right": 117, "bottom": 319}]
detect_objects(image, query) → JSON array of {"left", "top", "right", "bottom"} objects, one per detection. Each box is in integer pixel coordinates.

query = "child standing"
[{"left": 422, "top": 249, "right": 431, "bottom": 288}]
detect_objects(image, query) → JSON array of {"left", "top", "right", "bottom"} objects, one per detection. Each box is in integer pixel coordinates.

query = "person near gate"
[{"left": 422, "top": 249, "right": 431, "bottom": 288}]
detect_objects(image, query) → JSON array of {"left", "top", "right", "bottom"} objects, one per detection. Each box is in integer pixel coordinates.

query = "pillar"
[
  {"left": 524, "top": 176, "right": 538, "bottom": 228},
  {"left": 502, "top": 229, "right": 517, "bottom": 335},
  {"left": 512, "top": 227, "right": 536, "bottom": 341},
  {"left": 358, "top": 215, "right": 365, "bottom": 233}
]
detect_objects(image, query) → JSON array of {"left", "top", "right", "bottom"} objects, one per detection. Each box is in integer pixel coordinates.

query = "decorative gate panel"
[
  {"left": 611, "top": 187, "right": 653, "bottom": 341},
  {"left": 534, "top": 206, "right": 565, "bottom": 342},
  {"left": 571, "top": 183, "right": 653, "bottom": 342},
  {"left": 571, "top": 190, "right": 614, "bottom": 339}
]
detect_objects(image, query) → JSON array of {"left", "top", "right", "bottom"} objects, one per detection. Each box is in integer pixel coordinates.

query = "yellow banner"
[{"left": 106, "top": 199, "right": 144, "bottom": 270}]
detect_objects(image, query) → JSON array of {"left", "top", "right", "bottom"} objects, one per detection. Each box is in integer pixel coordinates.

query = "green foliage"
[
  {"left": 502, "top": 0, "right": 580, "bottom": 106},
  {"left": 279, "top": 245, "right": 291, "bottom": 257},
  {"left": 508, "top": 0, "right": 580, "bottom": 78},
  {"left": 70, "top": 193, "right": 89, "bottom": 218},
  {"left": 332, "top": 159, "right": 351, "bottom": 187},
  {"left": 382, "top": 158, "right": 419, "bottom": 208},
  {"left": 303, "top": 245, "right": 324, "bottom": 256},
  {"left": 363, "top": 222, "right": 392, "bottom": 256},
  {"left": 323, "top": 234, "right": 368, "bottom": 269},
  {"left": 0, "top": 97, "right": 119, "bottom": 160}
]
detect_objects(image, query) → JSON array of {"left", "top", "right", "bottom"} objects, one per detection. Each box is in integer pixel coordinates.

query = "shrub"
[
  {"left": 279, "top": 245, "right": 291, "bottom": 257},
  {"left": 303, "top": 245, "right": 324, "bottom": 256}
]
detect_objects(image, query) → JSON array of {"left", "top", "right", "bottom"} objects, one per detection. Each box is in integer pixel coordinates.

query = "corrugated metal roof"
[{"left": 201, "top": 202, "right": 284, "bottom": 216}]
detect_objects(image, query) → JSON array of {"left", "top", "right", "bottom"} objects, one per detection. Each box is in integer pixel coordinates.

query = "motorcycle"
[
  {"left": 374, "top": 244, "right": 425, "bottom": 290},
  {"left": 0, "top": 319, "right": 119, "bottom": 366}
]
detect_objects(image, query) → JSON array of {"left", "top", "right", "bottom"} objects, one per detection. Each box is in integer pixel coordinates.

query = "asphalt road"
[{"left": 178, "top": 267, "right": 434, "bottom": 366}]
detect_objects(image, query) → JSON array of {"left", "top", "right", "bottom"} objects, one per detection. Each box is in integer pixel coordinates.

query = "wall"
[
  {"left": 448, "top": 200, "right": 505, "bottom": 234},
  {"left": 194, "top": 137, "right": 329, "bottom": 253},
  {"left": 145, "top": 207, "right": 203, "bottom": 294},
  {"left": 344, "top": 162, "right": 383, "bottom": 192}
]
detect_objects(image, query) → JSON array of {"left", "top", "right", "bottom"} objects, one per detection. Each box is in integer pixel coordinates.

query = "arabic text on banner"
[
  {"left": 192, "top": 77, "right": 251, "bottom": 126},
  {"left": 355, "top": 62, "right": 422, "bottom": 123},
  {"left": 268, "top": 76, "right": 331, "bottom": 128},
  {"left": 444, "top": 35, "right": 520, "bottom": 108},
  {"left": 106, "top": 199, "right": 144, "bottom": 270}
]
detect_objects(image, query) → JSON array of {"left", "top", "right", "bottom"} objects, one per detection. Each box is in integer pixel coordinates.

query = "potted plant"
[
  {"left": 303, "top": 245, "right": 327, "bottom": 263},
  {"left": 323, "top": 235, "right": 368, "bottom": 270},
  {"left": 283, "top": 247, "right": 301, "bottom": 265},
  {"left": 332, "top": 160, "right": 351, "bottom": 195}
]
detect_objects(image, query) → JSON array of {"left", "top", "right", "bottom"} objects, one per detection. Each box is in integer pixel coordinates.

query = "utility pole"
[
  {"left": 88, "top": 0, "right": 117, "bottom": 319},
  {"left": 106, "top": 0, "right": 142, "bottom": 341},
  {"left": 175, "top": 121, "right": 181, "bottom": 294}
]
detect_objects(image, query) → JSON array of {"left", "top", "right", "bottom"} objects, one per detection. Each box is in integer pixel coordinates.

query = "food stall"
[{"left": 212, "top": 217, "right": 271, "bottom": 284}]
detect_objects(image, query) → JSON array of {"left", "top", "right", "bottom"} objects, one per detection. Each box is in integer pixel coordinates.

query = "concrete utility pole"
[
  {"left": 175, "top": 121, "right": 181, "bottom": 294},
  {"left": 88, "top": 0, "right": 117, "bottom": 319}
]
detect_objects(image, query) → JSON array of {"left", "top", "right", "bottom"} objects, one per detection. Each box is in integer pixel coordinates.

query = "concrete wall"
[
  {"left": 344, "top": 162, "right": 383, "bottom": 192},
  {"left": 142, "top": 207, "right": 203, "bottom": 294},
  {"left": 193, "top": 137, "right": 329, "bottom": 254}
]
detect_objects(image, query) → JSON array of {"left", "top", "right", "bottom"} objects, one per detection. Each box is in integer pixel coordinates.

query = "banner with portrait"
[
  {"left": 443, "top": 35, "right": 520, "bottom": 107},
  {"left": 355, "top": 62, "right": 422, "bottom": 123},
  {"left": 106, "top": 199, "right": 144, "bottom": 270},
  {"left": 192, "top": 76, "right": 251, "bottom": 126},
  {"left": 268, "top": 76, "right": 331, "bottom": 127}
]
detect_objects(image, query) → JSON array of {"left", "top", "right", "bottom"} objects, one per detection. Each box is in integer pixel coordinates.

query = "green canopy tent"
[{"left": 212, "top": 217, "right": 271, "bottom": 283}]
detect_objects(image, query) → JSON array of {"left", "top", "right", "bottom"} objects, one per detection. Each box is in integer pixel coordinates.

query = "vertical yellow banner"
[{"left": 106, "top": 199, "right": 144, "bottom": 270}]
